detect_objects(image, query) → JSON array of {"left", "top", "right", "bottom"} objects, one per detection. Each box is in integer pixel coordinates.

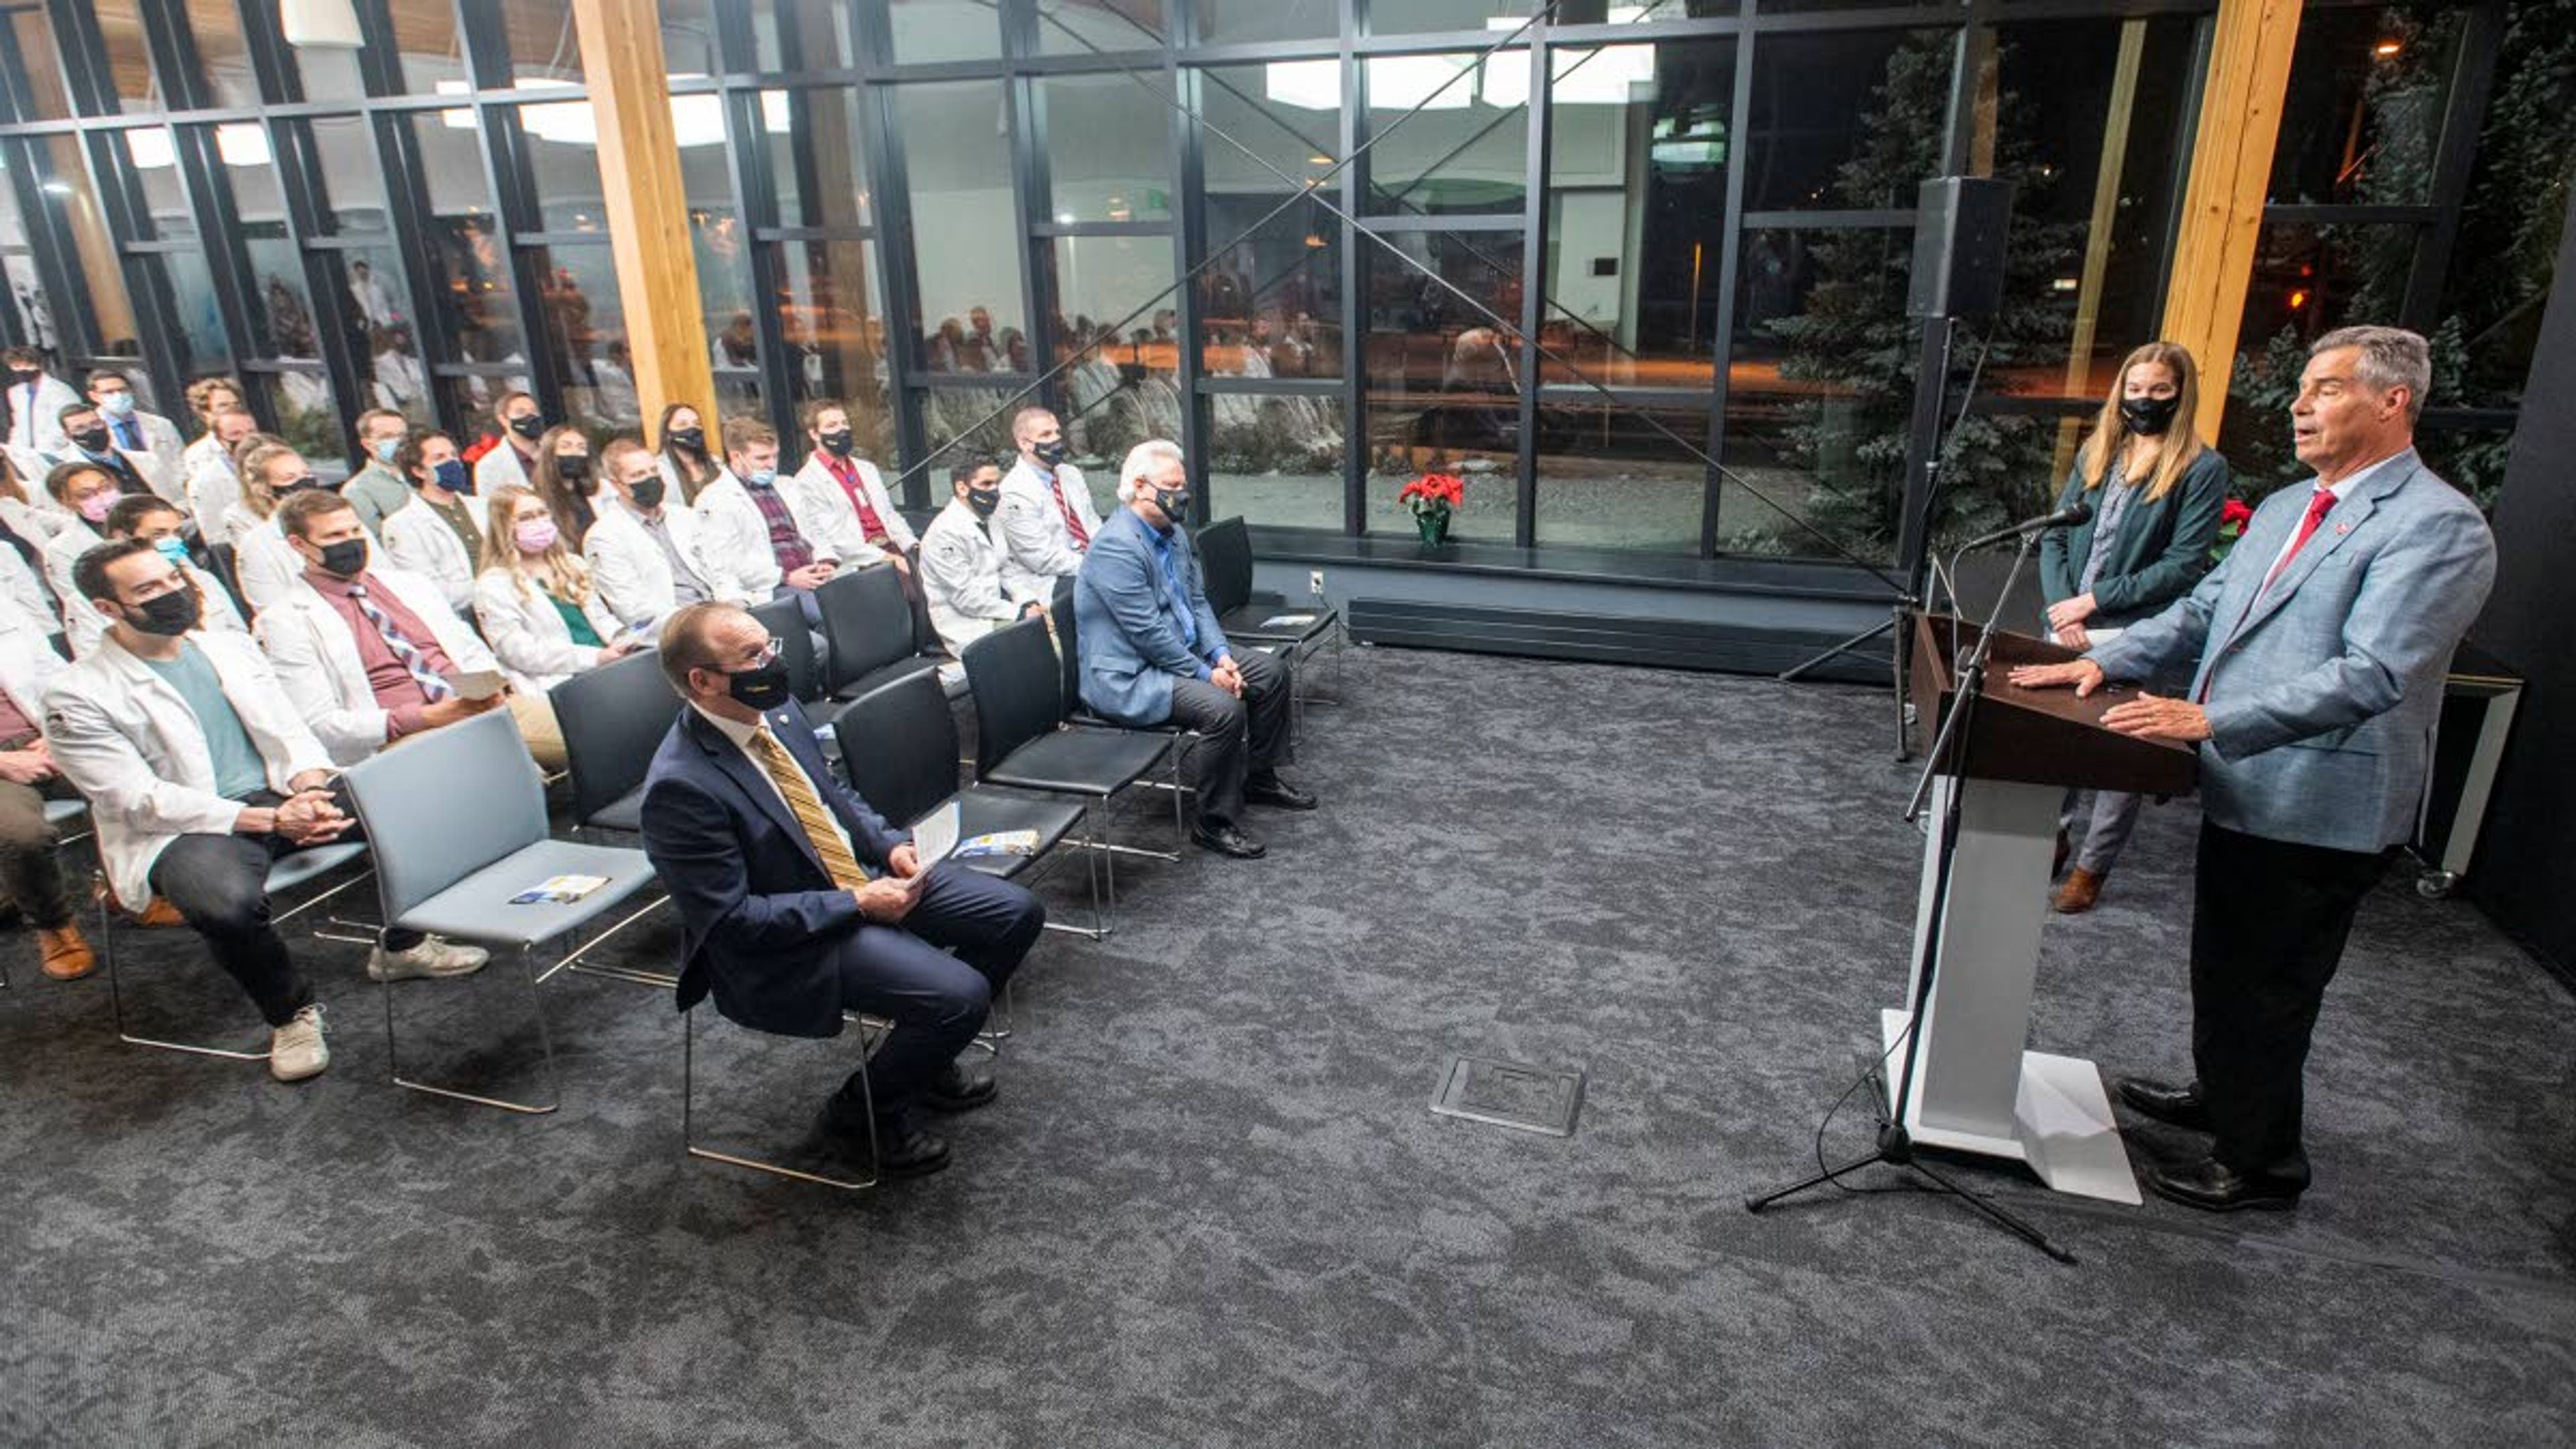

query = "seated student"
[
  {"left": 178, "top": 377, "right": 246, "bottom": 482},
  {"left": 473, "top": 391, "right": 547, "bottom": 496},
  {"left": 227, "top": 443, "right": 339, "bottom": 617},
  {"left": 472, "top": 484, "right": 641, "bottom": 704},
  {"left": 339, "top": 408, "right": 417, "bottom": 543},
  {"left": 916, "top": 458, "right": 1044, "bottom": 663},
  {"left": 0, "top": 457, "right": 58, "bottom": 645},
  {"left": 1074, "top": 439, "right": 1312, "bottom": 861},
  {"left": 378, "top": 429, "right": 490, "bottom": 613},
  {"left": 3, "top": 347, "right": 82, "bottom": 455},
  {"left": 39, "top": 460, "right": 125, "bottom": 609},
  {"left": 186, "top": 405, "right": 261, "bottom": 545},
  {"left": 256, "top": 488, "right": 523, "bottom": 767},
  {"left": 996, "top": 406, "right": 1104, "bottom": 602},
  {"left": 86, "top": 368, "right": 188, "bottom": 508},
  {"left": 690, "top": 417, "right": 845, "bottom": 617},
  {"left": 792, "top": 399, "right": 910, "bottom": 573},
  {"left": 529, "top": 425, "right": 599, "bottom": 552},
  {"left": 584, "top": 437, "right": 753, "bottom": 632},
  {"left": 655, "top": 402, "right": 728, "bottom": 504},
  {"left": 639, "top": 601, "right": 1046, "bottom": 1179},
  {"left": 0, "top": 600, "right": 90, "bottom": 980},
  {"left": 46, "top": 401, "right": 154, "bottom": 504},
  {"left": 66, "top": 494, "right": 248, "bottom": 658},
  {"left": 44, "top": 540, "right": 488, "bottom": 1081}
]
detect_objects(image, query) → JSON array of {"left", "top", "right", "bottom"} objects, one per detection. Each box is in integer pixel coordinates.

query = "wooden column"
[
  {"left": 571, "top": 0, "right": 716, "bottom": 444},
  {"left": 2158, "top": 0, "right": 2303, "bottom": 437}
]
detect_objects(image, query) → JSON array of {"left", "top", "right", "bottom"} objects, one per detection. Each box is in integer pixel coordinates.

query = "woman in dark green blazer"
[{"left": 2036, "top": 340, "right": 2232, "bottom": 913}]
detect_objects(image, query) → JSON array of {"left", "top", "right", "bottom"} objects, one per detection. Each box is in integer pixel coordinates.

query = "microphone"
[{"left": 1955, "top": 500, "right": 2092, "bottom": 552}]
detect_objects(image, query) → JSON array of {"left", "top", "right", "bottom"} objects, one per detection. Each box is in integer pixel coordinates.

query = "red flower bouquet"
[
  {"left": 2212, "top": 496, "right": 2253, "bottom": 561},
  {"left": 1400, "top": 473, "right": 1464, "bottom": 545}
]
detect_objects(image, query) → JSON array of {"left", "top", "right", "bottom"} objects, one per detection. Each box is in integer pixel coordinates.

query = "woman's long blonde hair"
[
  {"left": 482, "top": 484, "right": 593, "bottom": 607},
  {"left": 2076, "top": 341, "right": 2207, "bottom": 502}
]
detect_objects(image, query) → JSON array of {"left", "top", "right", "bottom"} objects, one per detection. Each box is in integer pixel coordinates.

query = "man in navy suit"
[
  {"left": 639, "top": 601, "right": 1045, "bottom": 1179},
  {"left": 2014, "top": 326, "right": 2496, "bottom": 1212},
  {"left": 1074, "top": 439, "right": 1314, "bottom": 859}
]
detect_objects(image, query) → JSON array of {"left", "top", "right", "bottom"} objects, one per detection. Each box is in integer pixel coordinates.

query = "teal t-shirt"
[
  {"left": 144, "top": 642, "right": 269, "bottom": 801},
  {"left": 547, "top": 591, "right": 605, "bottom": 649}
]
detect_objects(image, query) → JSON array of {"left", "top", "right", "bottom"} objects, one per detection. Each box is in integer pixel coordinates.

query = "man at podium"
[{"left": 2010, "top": 326, "right": 2496, "bottom": 1214}]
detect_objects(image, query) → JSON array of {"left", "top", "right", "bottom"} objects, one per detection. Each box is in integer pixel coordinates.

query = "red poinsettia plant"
[
  {"left": 2212, "top": 496, "right": 2254, "bottom": 561},
  {"left": 1399, "top": 472, "right": 1465, "bottom": 519}
]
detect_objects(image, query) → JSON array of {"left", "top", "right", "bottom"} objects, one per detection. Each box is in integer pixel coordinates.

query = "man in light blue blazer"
[
  {"left": 2012, "top": 326, "right": 2496, "bottom": 1213},
  {"left": 1073, "top": 439, "right": 1313, "bottom": 860}
]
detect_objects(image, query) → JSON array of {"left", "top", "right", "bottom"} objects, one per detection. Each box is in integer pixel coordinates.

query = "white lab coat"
[
  {"left": 472, "top": 566, "right": 627, "bottom": 695},
  {"left": 104, "top": 411, "right": 188, "bottom": 507},
  {"left": 0, "top": 539, "right": 56, "bottom": 641},
  {"left": 378, "top": 492, "right": 492, "bottom": 612},
  {"left": 4, "top": 374, "right": 82, "bottom": 454},
  {"left": 188, "top": 454, "right": 244, "bottom": 545},
  {"left": 254, "top": 564, "right": 497, "bottom": 765},
  {"left": 40, "top": 518, "right": 107, "bottom": 612},
  {"left": 582, "top": 497, "right": 752, "bottom": 630},
  {"left": 996, "top": 456, "right": 1104, "bottom": 602},
  {"left": 792, "top": 453, "right": 914, "bottom": 558},
  {"left": 228, "top": 515, "right": 320, "bottom": 619},
  {"left": 656, "top": 452, "right": 733, "bottom": 507},
  {"left": 63, "top": 556, "right": 246, "bottom": 660},
  {"left": 690, "top": 473, "right": 859, "bottom": 596},
  {"left": 917, "top": 497, "right": 1041, "bottom": 658},
  {"left": 42, "top": 631, "right": 337, "bottom": 912},
  {"left": 474, "top": 441, "right": 537, "bottom": 496},
  {"left": 0, "top": 602, "right": 64, "bottom": 731}
]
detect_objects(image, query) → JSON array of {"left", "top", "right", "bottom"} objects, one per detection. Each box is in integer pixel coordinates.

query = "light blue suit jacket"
[
  {"left": 1073, "top": 505, "right": 1232, "bottom": 727},
  {"left": 2090, "top": 449, "right": 2495, "bottom": 853}
]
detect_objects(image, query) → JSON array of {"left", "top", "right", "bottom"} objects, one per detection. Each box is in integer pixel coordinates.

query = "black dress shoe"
[
  {"left": 2051, "top": 828, "right": 2071, "bottom": 880},
  {"left": 1244, "top": 775, "right": 1318, "bottom": 811},
  {"left": 2114, "top": 1075, "right": 2213, "bottom": 1132},
  {"left": 812, "top": 1110, "right": 951, "bottom": 1179},
  {"left": 2143, "top": 1155, "right": 2301, "bottom": 1213},
  {"left": 1191, "top": 821, "right": 1268, "bottom": 859},
  {"left": 922, "top": 1059, "right": 998, "bottom": 1114}
]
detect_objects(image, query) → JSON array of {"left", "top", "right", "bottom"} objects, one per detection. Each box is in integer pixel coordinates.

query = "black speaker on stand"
[{"left": 1780, "top": 176, "right": 2015, "bottom": 763}]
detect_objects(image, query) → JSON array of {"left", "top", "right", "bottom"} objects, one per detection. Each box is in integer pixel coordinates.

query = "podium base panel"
[{"left": 1879, "top": 1010, "right": 2141, "bottom": 1205}]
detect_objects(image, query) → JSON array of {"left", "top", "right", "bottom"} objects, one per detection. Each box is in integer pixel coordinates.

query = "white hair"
[{"left": 1116, "top": 438, "right": 1186, "bottom": 502}]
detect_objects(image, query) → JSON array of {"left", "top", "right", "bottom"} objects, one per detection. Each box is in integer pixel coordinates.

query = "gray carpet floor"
[{"left": 3, "top": 644, "right": 2571, "bottom": 1447}]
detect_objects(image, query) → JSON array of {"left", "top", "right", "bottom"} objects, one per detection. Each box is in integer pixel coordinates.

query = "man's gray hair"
[
  {"left": 1010, "top": 405, "right": 1057, "bottom": 442},
  {"left": 2311, "top": 325, "right": 2431, "bottom": 423},
  {"left": 1118, "top": 438, "right": 1185, "bottom": 502}
]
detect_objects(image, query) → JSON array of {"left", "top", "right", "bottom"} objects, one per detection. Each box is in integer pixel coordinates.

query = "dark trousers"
[
  {"left": 0, "top": 771, "right": 80, "bottom": 930},
  {"left": 2190, "top": 818, "right": 2392, "bottom": 1186},
  {"left": 1163, "top": 647, "right": 1291, "bottom": 830},
  {"left": 145, "top": 788, "right": 417, "bottom": 1029},
  {"left": 825, "top": 865, "right": 1045, "bottom": 1126}
]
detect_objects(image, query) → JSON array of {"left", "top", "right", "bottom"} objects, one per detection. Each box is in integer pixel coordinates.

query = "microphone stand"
[{"left": 1746, "top": 525, "right": 2076, "bottom": 1265}]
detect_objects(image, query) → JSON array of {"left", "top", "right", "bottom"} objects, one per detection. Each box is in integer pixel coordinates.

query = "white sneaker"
[
  {"left": 368, "top": 934, "right": 491, "bottom": 983},
  {"left": 270, "top": 1004, "right": 329, "bottom": 1082}
]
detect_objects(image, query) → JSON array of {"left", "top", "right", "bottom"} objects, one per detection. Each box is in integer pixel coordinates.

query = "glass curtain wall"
[{"left": 1, "top": 1, "right": 2552, "bottom": 557}]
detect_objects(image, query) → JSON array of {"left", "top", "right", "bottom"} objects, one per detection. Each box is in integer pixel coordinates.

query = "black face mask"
[
  {"left": 556, "top": 455, "right": 591, "bottom": 483},
  {"left": 1031, "top": 438, "right": 1069, "bottom": 468},
  {"left": 70, "top": 426, "right": 111, "bottom": 454},
  {"left": 629, "top": 476, "right": 666, "bottom": 511},
  {"left": 2120, "top": 394, "right": 2181, "bottom": 437},
  {"left": 667, "top": 427, "right": 705, "bottom": 454},
  {"left": 315, "top": 538, "right": 368, "bottom": 579},
  {"left": 964, "top": 486, "right": 1001, "bottom": 519},
  {"left": 7, "top": 368, "right": 37, "bottom": 386},
  {"left": 508, "top": 413, "right": 547, "bottom": 441},
  {"left": 123, "top": 586, "right": 200, "bottom": 638},
  {"left": 818, "top": 429, "right": 855, "bottom": 458},
  {"left": 721, "top": 658, "right": 793, "bottom": 711},
  {"left": 1151, "top": 487, "right": 1190, "bottom": 524}
]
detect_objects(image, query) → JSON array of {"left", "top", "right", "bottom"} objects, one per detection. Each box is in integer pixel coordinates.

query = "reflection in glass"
[
  {"left": 1042, "top": 74, "right": 1172, "bottom": 223},
  {"left": 396, "top": 3, "right": 469, "bottom": 96},
  {"left": 0, "top": 160, "right": 52, "bottom": 359},
  {"left": 893, "top": 83, "right": 1023, "bottom": 374},
  {"left": 1041, "top": 0, "right": 1163, "bottom": 54},
  {"left": 775, "top": 241, "right": 896, "bottom": 466},
  {"left": 8, "top": 10, "right": 72, "bottom": 120},
  {"left": 1745, "top": 30, "right": 1951, "bottom": 211},
  {"left": 1191, "top": 0, "right": 1338, "bottom": 45},
  {"left": 2268, "top": 5, "right": 2457, "bottom": 208},
  {"left": 43, "top": 138, "right": 142, "bottom": 354},
  {"left": 519, "top": 103, "right": 611, "bottom": 232},
  {"left": 1049, "top": 237, "right": 1185, "bottom": 468},
  {"left": 141, "top": 251, "right": 227, "bottom": 376},
  {"left": 95, "top": 0, "right": 163, "bottom": 113},
  {"left": 1531, "top": 399, "right": 1706, "bottom": 553},
  {"left": 505, "top": 0, "right": 584, "bottom": 85},
  {"left": 1208, "top": 395, "right": 1345, "bottom": 533},
  {"left": 121, "top": 127, "right": 198, "bottom": 241},
  {"left": 1196, "top": 65, "right": 1342, "bottom": 374},
  {"left": 248, "top": 239, "right": 319, "bottom": 359},
  {"left": 1541, "top": 40, "right": 1731, "bottom": 389},
  {"left": 751, "top": 0, "right": 858, "bottom": 72},
  {"left": 891, "top": 0, "right": 1002, "bottom": 64},
  {"left": 1364, "top": 52, "right": 1525, "bottom": 216},
  {"left": 441, "top": 372, "right": 537, "bottom": 438},
  {"left": 528, "top": 244, "right": 634, "bottom": 429},
  {"left": 1368, "top": 0, "right": 1538, "bottom": 33},
  {"left": 349, "top": 257, "right": 431, "bottom": 424},
  {"left": 919, "top": 387, "right": 1018, "bottom": 487},
  {"left": 408, "top": 116, "right": 525, "bottom": 364},
  {"left": 189, "top": 6, "right": 261, "bottom": 108},
  {"left": 291, "top": 35, "right": 369, "bottom": 103},
  {"left": 256, "top": 370, "right": 343, "bottom": 472},
  {"left": 311, "top": 117, "right": 394, "bottom": 232},
  {"left": 768, "top": 89, "right": 873, "bottom": 230},
  {"left": 1364, "top": 235, "right": 1524, "bottom": 543}
]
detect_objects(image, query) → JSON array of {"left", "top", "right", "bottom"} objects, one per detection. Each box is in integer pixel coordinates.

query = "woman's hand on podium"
[{"left": 2008, "top": 659, "right": 2106, "bottom": 696}]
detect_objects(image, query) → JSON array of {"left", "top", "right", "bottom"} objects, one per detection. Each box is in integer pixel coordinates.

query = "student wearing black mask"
[
  {"left": 917, "top": 457, "right": 1044, "bottom": 665},
  {"left": 49, "top": 402, "right": 152, "bottom": 500},
  {"left": 584, "top": 437, "right": 754, "bottom": 633},
  {"left": 474, "top": 391, "right": 546, "bottom": 496},
  {"left": 656, "top": 401, "right": 724, "bottom": 502},
  {"left": 995, "top": 405, "right": 1103, "bottom": 602},
  {"left": 2035, "top": 341, "right": 2233, "bottom": 914},
  {"left": 3, "top": 345, "right": 80, "bottom": 455},
  {"left": 639, "top": 600, "right": 1046, "bottom": 1181},
  {"left": 530, "top": 423, "right": 599, "bottom": 551}
]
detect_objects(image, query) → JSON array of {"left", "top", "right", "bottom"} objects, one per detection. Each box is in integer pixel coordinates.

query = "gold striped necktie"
[{"left": 750, "top": 725, "right": 869, "bottom": 890}]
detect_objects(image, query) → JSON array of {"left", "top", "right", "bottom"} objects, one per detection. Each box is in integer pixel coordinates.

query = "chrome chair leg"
[
  {"left": 1040, "top": 804, "right": 1112, "bottom": 941},
  {"left": 386, "top": 942, "right": 561, "bottom": 1114},
  {"left": 550, "top": 896, "right": 675, "bottom": 989},
  {"left": 99, "top": 879, "right": 272, "bottom": 1063},
  {"left": 682, "top": 1006, "right": 879, "bottom": 1191}
]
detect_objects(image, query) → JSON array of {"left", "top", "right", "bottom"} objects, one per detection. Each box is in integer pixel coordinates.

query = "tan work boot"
[
  {"left": 38, "top": 923, "right": 95, "bottom": 981},
  {"left": 2051, "top": 867, "right": 2105, "bottom": 914}
]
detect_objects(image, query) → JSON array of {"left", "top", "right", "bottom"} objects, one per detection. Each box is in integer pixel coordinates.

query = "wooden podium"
[{"left": 1882, "top": 612, "right": 2197, "bottom": 1203}]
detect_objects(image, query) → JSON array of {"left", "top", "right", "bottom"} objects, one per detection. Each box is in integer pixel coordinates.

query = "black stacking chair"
[
  {"left": 835, "top": 670, "right": 1097, "bottom": 937},
  {"left": 747, "top": 594, "right": 827, "bottom": 704},
  {"left": 961, "top": 618, "right": 1177, "bottom": 933},
  {"left": 1197, "top": 515, "right": 1336, "bottom": 727},
  {"left": 814, "top": 564, "right": 943, "bottom": 702},
  {"left": 550, "top": 646, "right": 678, "bottom": 835},
  {"left": 1049, "top": 584, "right": 1198, "bottom": 836}
]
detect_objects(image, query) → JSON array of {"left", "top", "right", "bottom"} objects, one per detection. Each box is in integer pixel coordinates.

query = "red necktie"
[
  {"left": 1053, "top": 474, "right": 1090, "bottom": 549},
  {"left": 2260, "top": 486, "right": 2339, "bottom": 596}
]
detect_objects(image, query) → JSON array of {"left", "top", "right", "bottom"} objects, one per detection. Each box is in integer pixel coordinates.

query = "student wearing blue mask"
[
  {"left": 380, "top": 429, "right": 490, "bottom": 615},
  {"left": 68, "top": 494, "right": 248, "bottom": 659},
  {"left": 84, "top": 368, "right": 186, "bottom": 507},
  {"left": 690, "top": 416, "right": 845, "bottom": 619},
  {"left": 340, "top": 409, "right": 416, "bottom": 543}
]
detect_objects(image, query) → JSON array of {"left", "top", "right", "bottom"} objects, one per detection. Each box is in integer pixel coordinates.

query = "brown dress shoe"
[
  {"left": 2051, "top": 867, "right": 2104, "bottom": 914},
  {"left": 38, "top": 924, "right": 95, "bottom": 981},
  {"left": 97, "top": 881, "right": 186, "bottom": 928}
]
